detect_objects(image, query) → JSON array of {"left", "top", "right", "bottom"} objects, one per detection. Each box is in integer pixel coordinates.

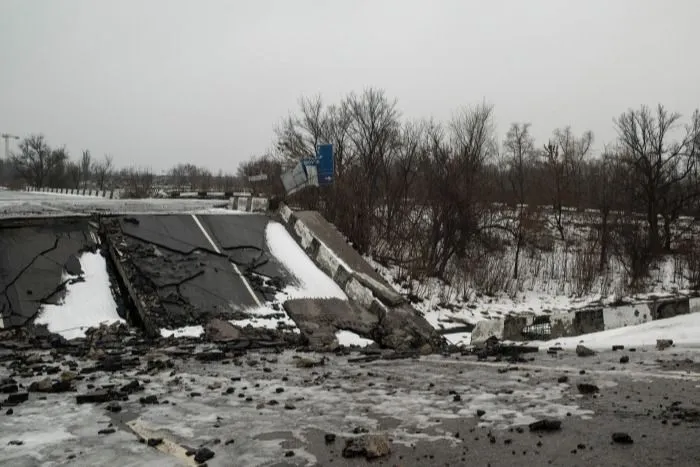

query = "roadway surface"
[
  {"left": 104, "top": 213, "right": 298, "bottom": 331},
  {"left": 1, "top": 344, "right": 699, "bottom": 466}
]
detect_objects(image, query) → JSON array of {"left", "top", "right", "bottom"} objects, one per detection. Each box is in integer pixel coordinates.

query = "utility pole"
[{"left": 1, "top": 133, "right": 20, "bottom": 159}]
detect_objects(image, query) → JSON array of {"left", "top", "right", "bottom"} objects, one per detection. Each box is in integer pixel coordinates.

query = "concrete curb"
[
  {"left": 229, "top": 195, "right": 269, "bottom": 212},
  {"left": 471, "top": 295, "right": 700, "bottom": 345},
  {"left": 24, "top": 185, "right": 122, "bottom": 199}
]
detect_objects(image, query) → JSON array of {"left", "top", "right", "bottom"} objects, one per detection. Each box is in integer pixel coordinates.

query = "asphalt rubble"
[{"left": 3, "top": 320, "right": 700, "bottom": 465}]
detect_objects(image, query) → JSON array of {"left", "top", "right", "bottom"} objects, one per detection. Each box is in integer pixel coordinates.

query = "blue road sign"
[{"left": 316, "top": 144, "right": 334, "bottom": 186}]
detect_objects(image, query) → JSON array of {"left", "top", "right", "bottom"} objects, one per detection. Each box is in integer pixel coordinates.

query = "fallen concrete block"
[
  {"left": 573, "top": 308, "right": 605, "bottom": 334},
  {"left": 353, "top": 272, "right": 405, "bottom": 306},
  {"left": 650, "top": 298, "right": 690, "bottom": 320},
  {"left": 471, "top": 319, "right": 504, "bottom": 345},
  {"left": 603, "top": 304, "right": 650, "bottom": 328}
]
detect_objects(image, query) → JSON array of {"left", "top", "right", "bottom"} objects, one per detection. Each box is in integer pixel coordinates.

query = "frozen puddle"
[{"left": 35, "top": 252, "right": 123, "bottom": 339}]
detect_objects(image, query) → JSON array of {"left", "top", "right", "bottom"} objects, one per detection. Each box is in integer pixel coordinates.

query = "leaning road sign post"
[
  {"left": 280, "top": 144, "right": 334, "bottom": 196},
  {"left": 316, "top": 144, "right": 334, "bottom": 186}
]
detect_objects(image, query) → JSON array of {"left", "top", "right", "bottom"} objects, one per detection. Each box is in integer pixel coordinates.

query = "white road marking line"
[
  {"left": 191, "top": 214, "right": 262, "bottom": 306},
  {"left": 127, "top": 420, "right": 198, "bottom": 466}
]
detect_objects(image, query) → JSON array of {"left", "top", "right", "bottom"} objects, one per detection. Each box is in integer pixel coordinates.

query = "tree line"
[
  {"left": 1, "top": 136, "right": 243, "bottom": 197},
  {"left": 244, "top": 88, "right": 700, "bottom": 290}
]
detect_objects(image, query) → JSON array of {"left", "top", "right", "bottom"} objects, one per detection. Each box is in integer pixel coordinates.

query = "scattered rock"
[
  {"left": 577, "top": 383, "right": 599, "bottom": 395},
  {"left": 612, "top": 345, "right": 624, "bottom": 351},
  {"left": 5, "top": 409, "right": 13, "bottom": 415},
  {"left": 612, "top": 432, "right": 633, "bottom": 444},
  {"left": 76, "top": 391, "right": 114, "bottom": 404},
  {"left": 656, "top": 339, "right": 673, "bottom": 351},
  {"left": 325, "top": 433, "right": 337, "bottom": 444},
  {"left": 139, "top": 395, "right": 159, "bottom": 405},
  {"left": 557, "top": 376, "right": 569, "bottom": 384},
  {"left": 98, "top": 428, "right": 116, "bottom": 435},
  {"left": 106, "top": 402, "right": 122, "bottom": 413},
  {"left": 284, "top": 402, "right": 296, "bottom": 410},
  {"left": 195, "top": 351, "right": 226, "bottom": 362},
  {"left": 476, "top": 409, "right": 486, "bottom": 417},
  {"left": 7, "top": 440, "right": 24, "bottom": 446},
  {"left": 453, "top": 394, "right": 462, "bottom": 402},
  {"left": 295, "top": 357, "right": 325, "bottom": 368},
  {"left": 576, "top": 345, "right": 595, "bottom": 357},
  {"left": 194, "top": 447, "right": 216, "bottom": 463},
  {"left": 120, "top": 380, "right": 142, "bottom": 394},
  {"left": 342, "top": 434, "right": 391, "bottom": 459},
  {"left": 1, "top": 383, "right": 18, "bottom": 394},
  {"left": 147, "top": 438, "right": 163, "bottom": 447},
  {"left": 284, "top": 451, "right": 295, "bottom": 457},
  {"left": 4, "top": 393, "right": 29, "bottom": 405},
  {"left": 529, "top": 419, "right": 562, "bottom": 432},
  {"left": 204, "top": 319, "right": 242, "bottom": 342}
]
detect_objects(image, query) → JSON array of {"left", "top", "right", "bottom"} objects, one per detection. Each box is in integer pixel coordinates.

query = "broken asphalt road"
[
  {"left": 102, "top": 214, "right": 296, "bottom": 334},
  {"left": 0, "top": 217, "right": 98, "bottom": 328}
]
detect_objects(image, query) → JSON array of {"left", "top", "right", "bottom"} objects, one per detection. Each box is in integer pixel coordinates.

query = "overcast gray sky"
[{"left": 1, "top": 0, "right": 698, "bottom": 172}]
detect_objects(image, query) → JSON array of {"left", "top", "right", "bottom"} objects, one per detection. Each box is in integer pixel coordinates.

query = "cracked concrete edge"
[
  {"left": 228, "top": 195, "right": 269, "bottom": 212},
  {"left": 471, "top": 296, "right": 700, "bottom": 345},
  {"left": 126, "top": 420, "right": 198, "bottom": 466},
  {"left": 103, "top": 238, "right": 159, "bottom": 339},
  {"left": 275, "top": 203, "right": 428, "bottom": 337}
]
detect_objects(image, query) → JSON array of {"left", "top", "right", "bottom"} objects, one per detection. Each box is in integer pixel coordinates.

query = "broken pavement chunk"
[
  {"left": 656, "top": 339, "right": 673, "bottom": 350},
  {"left": 529, "top": 419, "right": 562, "bottom": 432},
  {"left": 76, "top": 391, "right": 117, "bottom": 404},
  {"left": 342, "top": 434, "right": 391, "bottom": 459},
  {"left": 577, "top": 383, "right": 599, "bottom": 395},
  {"left": 612, "top": 432, "right": 634, "bottom": 444},
  {"left": 575, "top": 344, "right": 596, "bottom": 357}
]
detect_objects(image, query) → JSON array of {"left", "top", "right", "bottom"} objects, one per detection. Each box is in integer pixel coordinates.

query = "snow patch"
[
  {"left": 540, "top": 312, "right": 700, "bottom": 349},
  {"left": 35, "top": 252, "right": 123, "bottom": 339},
  {"left": 335, "top": 330, "right": 375, "bottom": 347},
  {"left": 159, "top": 325, "right": 204, "bottom": 338},
  {"left": 265, "top": 222, "right": 346, "bottom": 300}
]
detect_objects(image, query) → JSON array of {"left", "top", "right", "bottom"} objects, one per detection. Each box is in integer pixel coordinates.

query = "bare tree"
[
  {"left": 11, "top": 135, "right": 70, "bottom": 188},
  {"left": 615, "top": 105, "right": 700, "bottom": 252},
  {"left": 503, "top": 123, "right": 535, "bottom": 279},
  {"left": 80, "top": 150, "right": 91, "bottom": 189},
  {"left": 541, "top": 127, "right": 594, "bottom": 241},
  {"left": 93, "top": 154, "right": 114, "bottom": 191}
]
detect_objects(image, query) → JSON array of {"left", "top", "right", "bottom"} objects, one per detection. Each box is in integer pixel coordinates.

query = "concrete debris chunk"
[{"left": 342, "top": 434, "right": 391, "bottom": 459}]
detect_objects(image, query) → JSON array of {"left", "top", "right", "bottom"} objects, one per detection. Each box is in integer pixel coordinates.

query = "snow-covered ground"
[
  {"left": 36, "top": 252, "right": 124, "bottom": 339},
  {"left": 537, "top": 312, "right": 700, "bottom": 350}
]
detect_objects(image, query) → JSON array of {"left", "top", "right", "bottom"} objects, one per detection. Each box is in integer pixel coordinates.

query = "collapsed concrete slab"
[
  {"left": 100, "top": 215, "right": 293, "bottom": 337},
  {"left": 471, "top": 296, "right": 696, "bottom": 346},
  {"left": 0, "top": 217, "right": 98, "bottom": 328},
  {"left": 283, "top": 298, "right": 378, "bottom": 350},
  {"left": 277, "top": 205, "right": 445, "bottom": 352}
]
